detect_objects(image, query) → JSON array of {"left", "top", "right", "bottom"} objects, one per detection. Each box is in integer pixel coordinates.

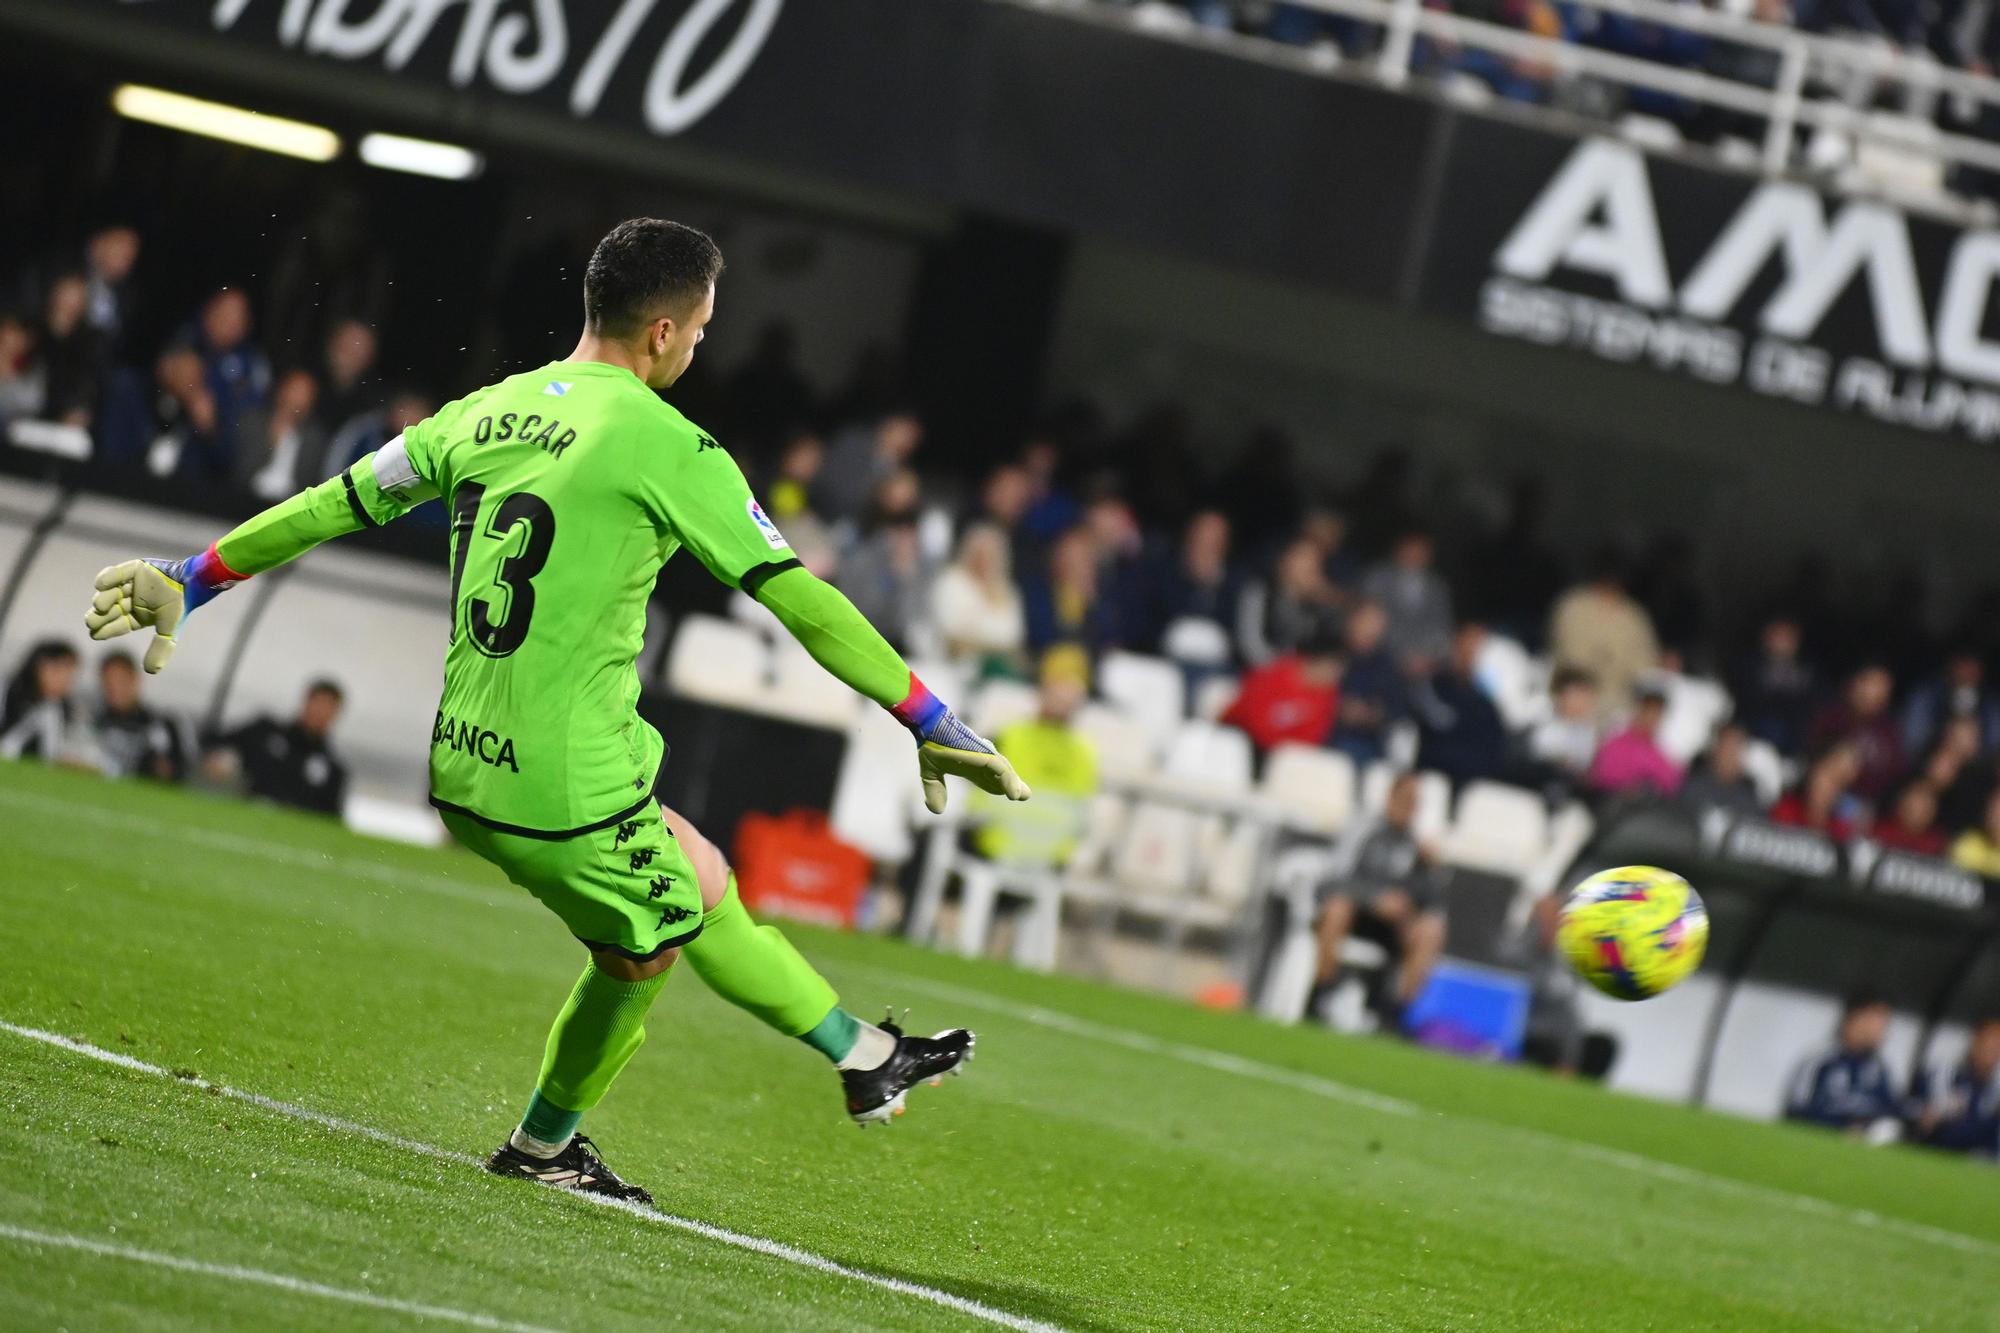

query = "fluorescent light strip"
[
  {"left": 112, "top": 84, "right": 340, "bottom": 162},
  {"left": 358, "top": 132, "right": 484, "bottom": 181}
]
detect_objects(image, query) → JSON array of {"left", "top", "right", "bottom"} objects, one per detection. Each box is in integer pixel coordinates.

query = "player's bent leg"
[
  {"left": 661, "top": 801, "right": 976, "bottom": 1125},
  {"left": 1396, "top": 909, "right": 1447, "bottom": 1006}
]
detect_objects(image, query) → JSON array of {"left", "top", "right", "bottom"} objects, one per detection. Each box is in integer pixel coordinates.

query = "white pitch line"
[
  {"left": 0, "top": 1022, "right": 1067, "bottom": 1333},
  {"left": 0, "top": 1222, "right": 560, "bottom": 1332},
  {"left": 849, "top": 967, "right": 2000, "bottom": 1261},
  {"left": 10, "top": 783, "right": 1999, "bottom": 1263}
]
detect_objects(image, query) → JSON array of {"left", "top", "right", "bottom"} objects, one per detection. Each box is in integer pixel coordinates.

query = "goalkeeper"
[{"left": 84, "top": 219, "right": 1030, "bottom": 1205}]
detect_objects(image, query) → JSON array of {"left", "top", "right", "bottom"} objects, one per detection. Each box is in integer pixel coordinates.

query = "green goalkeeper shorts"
[{"left": 441, "top": 801, "right": 705, "bottom": 961}]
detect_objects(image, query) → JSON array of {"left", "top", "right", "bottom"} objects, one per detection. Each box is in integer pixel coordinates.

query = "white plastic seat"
[
  {"left": 831, "top": 708, "right": 923, "bottom": 868},
  {"left": 1073, "top": 702, "right": 1155, "bottom": 782},
  {"left": 1099, "top": 651, "right": 1186, "bottom": 741},
  {"left": 1440, "top": 781, "right": 1550, "bottom": 878},
  {"left": 766, "top": 636, "right": 859, "bottom": 730},
  {"left": 1475, "top": 633, "right": 1548, "bottom": 731},
  {"left": 666, "top": 614, "right": 770, "bottom": 710},
  {"left": 1260, "top": 743, "right": 1356, "bottom": 835},
  {"left": 1657, "top": 674, "right": 1733, "bottom": 766},
  {"left": 1163, "top": 720, "right": 1255, "bottom": 791},
  {"left": 1740, "top": 738, "right": 1785, "bottom": 808},
  {"left": 969, "top": 678, "right": 1038, "bottom": 736},
  {"left": 1161, "top": 615, "right": 1233, "bottom": 668}
]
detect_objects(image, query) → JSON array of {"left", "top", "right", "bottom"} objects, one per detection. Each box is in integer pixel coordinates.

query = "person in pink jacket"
[{"left": 1588, "top": 684, "right": 1684, "bottom": 797}]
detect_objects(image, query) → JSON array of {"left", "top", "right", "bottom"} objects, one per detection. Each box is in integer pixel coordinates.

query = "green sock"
[
  {"left": 531, "top": 962, "right": 670, "bottom": 1119},
  {"left": 519, "top": 1089, "right": 582, "bottom": 1147},
  {"left": 684, "top": 875, "right": 840, "bottom": 1040},
  {"left": 800, "top": 1006, "right": 861, "bottom": 1063}
]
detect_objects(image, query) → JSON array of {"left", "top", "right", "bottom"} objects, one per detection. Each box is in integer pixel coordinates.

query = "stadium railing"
[{"left": 1035, "top": 0, "right": 2000, "bottom": 212}]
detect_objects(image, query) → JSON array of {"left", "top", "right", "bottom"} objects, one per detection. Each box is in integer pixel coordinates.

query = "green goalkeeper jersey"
[{"left": 393, "top": 360, "right": 797, "bottom": 835}]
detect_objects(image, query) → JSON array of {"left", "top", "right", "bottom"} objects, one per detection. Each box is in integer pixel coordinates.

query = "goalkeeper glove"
[
  {"left": 84, "top": 543, "right": 248, "bottom": 673},
  {"left": 891, "top": 676, "right": 1032, "bottom": 815}
]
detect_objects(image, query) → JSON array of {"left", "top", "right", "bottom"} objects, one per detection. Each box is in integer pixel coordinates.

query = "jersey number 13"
[{"left": 449, "top": 482, "right": 556, "bottom": 658}]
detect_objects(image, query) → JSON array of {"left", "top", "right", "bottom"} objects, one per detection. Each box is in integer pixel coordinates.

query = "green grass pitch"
[{"left": 1, "top": 758, "right": 1996, "bottom": 1331}]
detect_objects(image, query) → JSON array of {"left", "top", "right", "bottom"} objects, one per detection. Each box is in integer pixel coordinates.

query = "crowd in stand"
[{"left": 1161, "top": 0, "right": 2000, "bottom": 173}]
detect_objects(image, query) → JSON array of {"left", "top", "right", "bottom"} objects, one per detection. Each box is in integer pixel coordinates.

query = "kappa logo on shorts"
[
  {"left": 658, "top": 904, "right": 696, "bottom": 927},
  {"left": 646, "top": 874, "right": 675, "bottom": 900},
  {"left": 629, "top": 848, "right": 656, "bottom": 872},
  {"left": 613, "top": 820, "right": 642, "bottom": 848}
]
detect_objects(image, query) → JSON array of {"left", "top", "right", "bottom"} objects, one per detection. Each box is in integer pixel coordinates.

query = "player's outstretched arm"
[
  {"left": 752, "top": 565, "right": 1031, "bottom": 814},
  {"left": 85, "top": 441, "right": 438, "bottom": 673}
]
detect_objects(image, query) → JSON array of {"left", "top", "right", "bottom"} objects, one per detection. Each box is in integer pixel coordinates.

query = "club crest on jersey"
[
  {"left": 543, "top": 381, "right": 571, "bottom": 397},
  {"left": 746, "top": 497, "right": 788, "bottom": 550}
]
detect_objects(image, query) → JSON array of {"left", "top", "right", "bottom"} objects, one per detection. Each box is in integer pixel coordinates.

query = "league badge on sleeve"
[{"left": 747, "top": 497, "right": 789, "bottom": 550}]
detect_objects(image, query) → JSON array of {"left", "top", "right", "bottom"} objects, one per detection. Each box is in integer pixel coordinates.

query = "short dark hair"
[
  {"left": 583, "top": 219, "right": 723, "bottom": 336},
  {"left": 306, "top": 678, "right": 344, "bottom": 704},
  {"left": 100, "top": 650, "right": 136, "bottom": 674}
]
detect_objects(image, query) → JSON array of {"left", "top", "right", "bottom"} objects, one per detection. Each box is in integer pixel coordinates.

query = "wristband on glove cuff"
[
  {"left": 166, "top": 542, "right": 252, "bottom": 614},
  {"left": 888, "top": 672, "right": 947, "bottom": 740}
]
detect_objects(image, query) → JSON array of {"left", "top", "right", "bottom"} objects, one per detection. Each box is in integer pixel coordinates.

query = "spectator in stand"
[
  {"left": 0, "top": 640, "right": 84, "bottom": 762},
  {"left": 79, "top": 225, "right": 140, "bottom": 350},
  {"left": 1909, "top": 1018, "right": 2000, "bottom": 1158},
  {"left": 1083, "top": 493, "right": 1154, "bottom": 651},
  {"left": 1733, "top": 614, "right": 1817, "bottom": 757},
  {"left": 1785, "top": 994, "right": 1904, "bottom": 1136},
  {"left": 204, "top": 679, "right": 349, "bottom": 816},
  {"left": 1298, "top": 505, "right": 1363, "bottom": 594},
  {"left": 155, "top": 287, "right": 273, "bottom": 481},
  {"left": 318, "top": 391, "right": 436, "bottom": 485},
  {"left": 1772, "top": 741, "right": 1866, "bottom": 841},
  {"left": 1156, "top": 509, "right": 1243, "bottom": 679},
  {"left": 835, "top": 470, "right": 933, "bottom": 655},
  {"left": 1679, "top": 722, "right": 1763, "bottom": 816},
  {"left": 1360, "top": 530, "right": 1455, "bottom": 673},
  {"left": 1526, "top": 667, "right": 1602, "bottom": 791},
  {"left": 1872, "top": 782, "right": 1947, "bottom": 857},
  {"left": 1023, "top": 526, "right": 1108, "bottom": 656},
  {"left": 970, "top": 462, "right": 1034, "bottom": 549},
  {"left": 1019, "top": 436, "right": 1081, "bottom": 545},
  {"left": 1949, "top": 788, "right": 2000, "bottom": 877},
  {"left": 932, "top": 522, "right": 1026, "bottom": 677},
  {"left": 1329, "top": 600, "right": 1408, "bottom": 766},
  {"left": 0, "top": 311, "right": 41, "bottom": 421},
  {"left": 1921, "top": 714, "right": 1994, "bottom": 832},
  {"left": 1808, "top": 663, "right": 1905, "bottom": 802},
  {"left": 1413, "top": 622, "right": 1509, "bottom": 789},
  {"left": 1588, "top": 682, "right": 1684, "bottom": 798},
  {"left": 1222, "top": 628, "right": 1345, "bottom": 753},
  {"left": 1902, "top": 649, "right": 2000, "bottom": 759},
  {"left": 236, "top": 368, "right": 319, "bottom": 499},
  {"left": 38, "top": 273, "right": 107, "bottom": 428},
  {"left": 91, "top": 650, "right": 184, "bottom": 782},
  {"left": 761, "top": 429, "right": 836, "bottom": 577},
  {"left": 1309, "top": 771, "right": 1448, "bottom": 1028},
  {"left": 976, "top": 646, "right": 1098, "bottom": 870},
  {"left": 1549, "top": 551, "right": 1659, "bottom": 720},
  {"left": 1237, "top": 535, "right": 1345, "bottom": 667},
  {"left": 813, "top": 407, "right": 922, "bottom": 523}
]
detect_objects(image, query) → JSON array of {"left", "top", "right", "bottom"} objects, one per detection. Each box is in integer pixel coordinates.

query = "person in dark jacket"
[
  {"left": 1784, "top": 994, "right": 1903, "bottom": 1133},
  {"left": 1909, "top": 1018, "right": 2000, "bottom": 1158},
  {"left": 207, "top": 679, "right": 349, "bottom": 816},
  {"left": 1414, "top": 622, "right": 1508, "bottom": 789},
  {"left": 92, "top": 650, "right": 185, "bottom": 781}
]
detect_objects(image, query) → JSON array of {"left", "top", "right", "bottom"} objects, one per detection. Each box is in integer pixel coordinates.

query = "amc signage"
[{"left": 1421, "top": 121, "right": 2000, "bottom": 441}]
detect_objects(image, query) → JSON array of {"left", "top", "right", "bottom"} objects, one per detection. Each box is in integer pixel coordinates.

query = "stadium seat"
[
  {"left": 1161, "top": 615, "right": 1232, "bottom": 668},
  {"left": 832, "top": 708, "right": 924, "bottom": 872},
  {"left": 1439, "top": 780, "right": 1549, "bottom": 879},
  {"left": 1099, "top": 651, "right": 1186, "bottom": 740},
  {"left": 1656, "top": 673, "right": 1733, "bottom": 765},
  {"left": 666, "top": 613, "right": 771, "bottom": 711},
  {"left": 1740, "top": 737, "right": 1786, "bottom": 808},
  {"left": 1162, "top": 719, "right": 1255, "bottom": 791},
  {"left": 1259, "top": 743, "right": 1356, "bottom": 835},
  {"left": 969, "top": 678, "right": 1039, "bottom": 735},
  {"left": 1475, "top": 633, "right": 1549, "bottom": 731},
  {"left": 1073, "top": 702, "right": 1156, "bottom": 782},
  {"left": 766, "top": 636, "right": 859, "bottom": 730}
]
